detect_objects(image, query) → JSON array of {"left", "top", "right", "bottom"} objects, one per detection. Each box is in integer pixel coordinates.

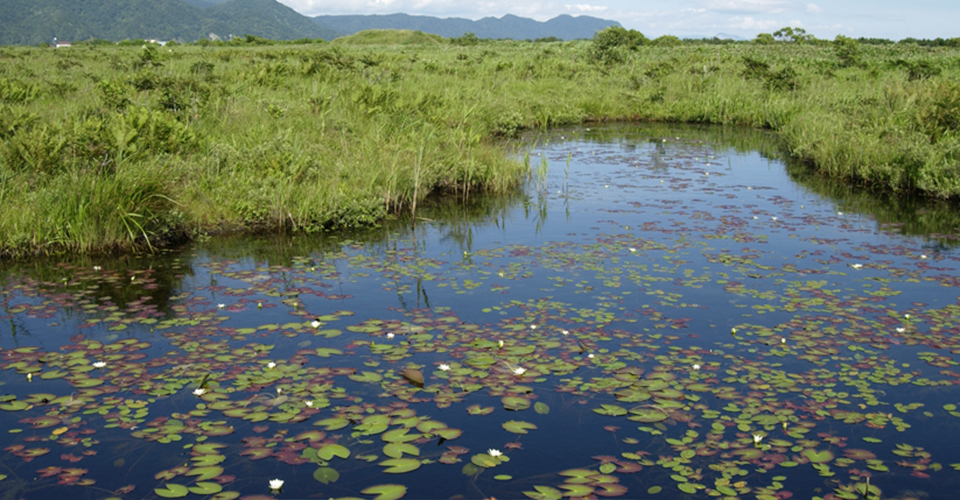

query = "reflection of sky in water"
[{"left": 2, "top": 124, "right": 960, "bottom": 499}]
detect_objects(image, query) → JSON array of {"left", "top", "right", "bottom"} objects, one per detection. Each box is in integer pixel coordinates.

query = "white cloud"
[
  {"left": 701, "top": 0, "right": 789, "bottom": 14},
  {"left": 805, "top": 3, "right": 822, "bottom": 14},
  {"left": 565, "top": 4, "right": 609, "bottom": 13},
  {"left": 728, "top": 16, "right": 782, "bottom": 31}
]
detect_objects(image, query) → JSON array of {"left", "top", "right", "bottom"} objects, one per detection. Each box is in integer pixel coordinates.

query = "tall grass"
[{"left": 0, "top": 37, "right": 958, "bottom": 257}]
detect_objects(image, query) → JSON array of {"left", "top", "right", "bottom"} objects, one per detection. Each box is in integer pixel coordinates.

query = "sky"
[{"left": 277, "top": 0, "right": 958, "bottom": 40}]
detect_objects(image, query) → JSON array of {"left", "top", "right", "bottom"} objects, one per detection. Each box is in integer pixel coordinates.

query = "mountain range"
[
  {"left": 0, "top": 0, "right": 335, "bottom": 46},
  {"left": 311, "top": 13, "right": 620, "bottom": 41},
  {"left": 0, "top": 0, "right": 621, "bottom": 46}
]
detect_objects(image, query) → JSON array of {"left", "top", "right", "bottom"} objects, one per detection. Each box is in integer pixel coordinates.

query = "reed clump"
[{"left": 0, "top": 35, "right": 958, "bottom": 257}]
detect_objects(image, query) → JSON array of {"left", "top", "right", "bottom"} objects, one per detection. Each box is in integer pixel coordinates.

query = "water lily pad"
[
  {"left": 502, "top": 420, "right": 538, "bottom": 434},
  {"left": 593, "top": 404, "right": 627, "bottom": 416},
  {"left": 502, "top": 396, "right": 530, "bottom": 411},
  {"left": 313, "top": 467, "right": 340, "bottom": 484},
  {"left": 628, "top": 407, "right": 668, "bottom": 422},
  {"left": 155, "top": 484, "right": 189, "bottom": 498},
  {"left": 186, "top": 466, "right": 223, "bottom": 481},
  {"left": 379, "top": 458, "right": 421, "bottom": 473},
  {"left": 467, "top": 405, "right": 494, "bottom": 416},
  {"left": 361, "top": 484, "right": 407, "bottom": 500},
  {"left": 801, "top": 449, "right": 834, "bottom": 463},
  {"left": 188, "top": 482, "right": 223, "bottom": 495},
  {"left": 523, "top": 485, "right": 563, "bottom": 500},
  {"left": 318, "top": 444, "right": 350, "bottom": 460},
  {"left": 383, "top": 442, "right": 419, "bottom": 459}
]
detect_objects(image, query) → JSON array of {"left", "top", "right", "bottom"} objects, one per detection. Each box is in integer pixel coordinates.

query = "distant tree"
[
  {"left": 591, "top": 26, "right": 647, "bottom": 64},
  {"left": 833, "top": 35, "right": 861, "bottom": 67},
  {"left": 652, "top": 35, "right": 681, "bottom": 47},
  {"left": 754, "top": 33, "right": 775, "bottom": 45},
  {"left": 773, "top": 27, "right": 814, "bottom": 43},
  {"left": 451, "top": 32, "right": 480, "bottom": 46},
  {"left": 857, "top": 37, "right": 893, "bottom": 45}
]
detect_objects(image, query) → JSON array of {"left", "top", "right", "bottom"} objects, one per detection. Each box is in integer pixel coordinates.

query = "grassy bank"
[{"left": 0, "top": 35, "right": 958, "bottom": 257}]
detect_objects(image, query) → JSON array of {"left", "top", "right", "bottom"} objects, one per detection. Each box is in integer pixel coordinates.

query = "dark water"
[{"left": 2, "top": 124, "right": 960, "bottom": 500}]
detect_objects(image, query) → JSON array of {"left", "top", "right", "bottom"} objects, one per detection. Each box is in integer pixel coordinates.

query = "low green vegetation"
[{"left": 1, "top": 29, "right": 959, "bottom": 257}]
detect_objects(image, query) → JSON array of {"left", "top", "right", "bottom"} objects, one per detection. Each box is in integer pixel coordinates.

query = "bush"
[
  {"left": 834, "top": 35, "right": 861, "bottom": 67},
  {"left": 591, "top": 26, "right": 647, "bottom": 64}
]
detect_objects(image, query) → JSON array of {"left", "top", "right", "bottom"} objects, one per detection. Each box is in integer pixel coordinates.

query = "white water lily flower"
[
  {"left": 561, "top": 330, "right": 569, "bottom": 335},
  {"left": 753, "top": 216, "right": 758, "bottom": 220},
  {"left": 93, "top": 266, "right": 101, "bottom": 271},
  {"left": 311, "top": 320, "right": 321, "bottom": 328},
  {"left": 498, "top": 340, "right": 504, "bottom": 348},
  {"left": 26, "top": 373, "right": 32, "bottom": 381},
  {"left": 851, "top": 264, "right": 863, "bottom": 270},
  {"left": 438, "top": 364, "right": 450, "bottom": 371},
  {"left": 753, "top": 434, "right": 764, "bottom": 444},
  {"left": 905, "top": 314, "right": 911, "bottom": 318},
  {"left": 530, "top": 325, "right": 537, "bottom": 330},
  {"left": 269, "top": 478, "right": 284, "bottom": 490},
  {"left": 513, "top": 367, "right": 526, "bottom": 376},
  {"left": 692, "top": 364, "right": 701, "bottom": 371},
  {"left": 771, "top": 217, "right": 777, "bottom": 221},
  {"left": 781, "top": 338, "right": 786, "bottom": 344},
  {"left": 217, "top": 304, "right": 225, "bottom": 309},
  {"left": 305, "top": 400, "right": 313, "bottom": 408},
  {"left": 193, "top": 388, "right": 205, "bottom": 396},
  {"left": 488, "top": 449, "right": 502, "bottom": 457},
  {"left": 267, "top": 362, "right": 276, "bottom": 369},
  {"left": 896, "top": 327, "right": 906, "bottom": 333},
  {"left": 92, "top": 361, "right": 106, "bottom": 369},
  {"left": 587, "top": 353, "right": 595, "bottom": 359},
  {"left": 731, "top": 327, "right": 737, "bottom": 334},
  {"left": 386, "top": 333, "right": 395, "bottom": 339},
  {"left": 628, "top": 247, "right": 637, "bottom": 253}
]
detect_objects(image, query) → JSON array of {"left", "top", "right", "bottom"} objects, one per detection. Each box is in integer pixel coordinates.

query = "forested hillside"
[{"left": 0, "top": 0, "right": 339, "bottom": 45}]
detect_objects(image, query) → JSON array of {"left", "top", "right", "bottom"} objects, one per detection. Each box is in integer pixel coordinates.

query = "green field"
[{"left": 1, "top": 31, "right": 958, "bottom": 257}]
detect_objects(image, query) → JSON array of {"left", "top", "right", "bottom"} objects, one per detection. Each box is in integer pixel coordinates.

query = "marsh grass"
[{"left": 0, "top": 38, "right": 958, "bottom": 257}]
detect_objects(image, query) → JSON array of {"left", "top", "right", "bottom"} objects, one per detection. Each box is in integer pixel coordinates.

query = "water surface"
[{"left": 2, "top": 124, "right": 960, "bottom": 500}]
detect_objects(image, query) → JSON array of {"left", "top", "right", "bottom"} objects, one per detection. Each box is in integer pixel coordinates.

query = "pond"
[{"left": 2, "top": 124, "right": 960, "bottom": 500}]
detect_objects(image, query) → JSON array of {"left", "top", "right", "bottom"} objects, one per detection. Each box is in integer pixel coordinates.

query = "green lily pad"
[
  {"left": 188, "top": 482, "right": 223, "bottom": 495},
  {"left": 379, "top": 458, "right": 421, "bottom": 473},
  {"left": 383, "top": 442, "right": 419, "bottom": 459},
  {"left": 802, "top": 449, "right": 835, "bottom": 463},
  {"left": 523, "top": 486, "right": 562, "bottom": 500},
  {"left": 361, "top": 484, "right": 407, "bottom": 500},
  {"left": 318, "top": 444, "right": 350, "bottom": 460},
  {"left": 628, "top": 407, "right": 669, "bottom": 422},
  {"left": 502, "top": 396, "right": 530, "bottom": 411},
  {"left": 185, "top": 466, "right": 223, "bottom": 481},
  {"left": 502, "top": 420, "right": 538, "bottom": 434},
  {"left": 313, "top": 467, "right": 340, "bottom": 484},
  {"left": 593, "top": 404, "right": 628, "bottom": 416},
  {"left": 534, "top": 402, "right": 550, "bottom": 414},
  {"left": 155, "top": 484, "right": 189, "bottom": 498}
]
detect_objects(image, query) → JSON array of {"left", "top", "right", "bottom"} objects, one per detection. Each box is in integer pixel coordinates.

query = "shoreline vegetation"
[{"left": 1, "top": 28, "right": 959, "bottom": 258}]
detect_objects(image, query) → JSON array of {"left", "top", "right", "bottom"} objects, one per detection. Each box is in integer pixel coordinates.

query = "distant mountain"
[
  {"left": 0, "top": 0, "right": 339, "bottom": 46},
  {"left": 714, "top": 32, "right": 746, "bottom": 41},
  {"left": 312, "top": 13, "right": 621, "bottom": 41}
]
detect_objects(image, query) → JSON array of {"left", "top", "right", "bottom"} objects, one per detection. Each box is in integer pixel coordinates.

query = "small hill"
[
  {"left": 312, "top": 13, "right": 620, "bottom": 41},
  {"left": 332, "top": 29, "right": 445, "bottom": 45}
]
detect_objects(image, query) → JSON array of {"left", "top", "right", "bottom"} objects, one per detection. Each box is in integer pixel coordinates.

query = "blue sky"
[{"left": 279, "top": 0, "right": 957, "bottom": 40}]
